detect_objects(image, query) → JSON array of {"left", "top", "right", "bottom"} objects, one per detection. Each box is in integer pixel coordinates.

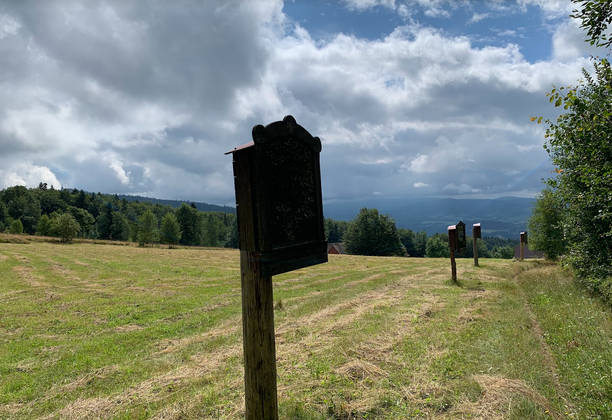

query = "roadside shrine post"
[
  {"left": 448, "top": 221, "right": 466, "bottom": 282},
  {"left": 226, "top": 115, "right": 328, "bottom": 420},
  {"left": 520, "top": 231, "right": 528, "bottom": 261},
  {"left": 472, "top": 223, "right": 481, "bottom": 267}
]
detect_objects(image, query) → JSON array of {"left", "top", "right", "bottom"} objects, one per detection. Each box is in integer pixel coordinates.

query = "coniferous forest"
[
  {"left": 0, "top": 184, "right": 237, "bottom": 248},
  {"left": 0, "top": 183, "right": 516, "bottom": 258}
]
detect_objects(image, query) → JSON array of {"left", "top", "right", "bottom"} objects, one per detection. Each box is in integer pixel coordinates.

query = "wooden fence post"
[
  {"left": 240, "top": 251, "right": 278, "bottom": 420},
  {"left": 450, "top": 248, "right": 457, "bottom": 282},
  {"left": 520, "top": 231, "right": 527, "bottom": 261},
  {"left": 448, "top": 224, "right": 458, "bottom": 282},
  {"left": 472, "top": 223, "right": 481, "bottom": 267}
]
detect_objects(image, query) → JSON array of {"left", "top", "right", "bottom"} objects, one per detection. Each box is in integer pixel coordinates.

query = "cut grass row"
[{"left": 0, "top": 238, "right": 611, "bottom": 419}]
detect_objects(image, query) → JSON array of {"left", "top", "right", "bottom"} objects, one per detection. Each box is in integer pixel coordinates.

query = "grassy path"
[{"left": 0, "top": 239, "right": 610, "bottom": 419}]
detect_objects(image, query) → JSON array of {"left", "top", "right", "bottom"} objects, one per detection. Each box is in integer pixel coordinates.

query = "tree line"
[
  {"left": 1, "top": 184, "right": 517, "bottom": 258},
  {"left": 528, "top": 0, "right": 612, "bottom": 304},
  {"left": 0, "top": 184, "right": 238, "bottom": 247},
  {"left": 326, "top": 208, "right": 517, "bottom": 259}
]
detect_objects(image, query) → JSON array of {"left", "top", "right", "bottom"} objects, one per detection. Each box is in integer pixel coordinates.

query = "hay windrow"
[{"left": 449, "top": 374, "right": 561, "bottom": 420}]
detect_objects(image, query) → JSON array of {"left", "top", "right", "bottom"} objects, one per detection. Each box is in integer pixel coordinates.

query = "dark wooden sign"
[
  {"left": 226, "top": 115, "right": 328, "bottom": 277},
  {"left": 473, "top": 223, "right": 481, "bottom": 239},
  {"left": 226, "top": 116, "right": 327, "bottom": 420},
  {"left": 456, "top": 221, "right": 466, "bottom": 251},
  {"left": 448, "top": 221, "right": 467, "bottom": 252},
  {"left": 448, "top": 224, "right": 457, "bottom": 251}
]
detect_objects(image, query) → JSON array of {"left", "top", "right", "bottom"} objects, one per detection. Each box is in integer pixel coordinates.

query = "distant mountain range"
[
  {"left": 118, "top": 194, "right": 534, "bottom": 240},
  {"left": 117, "top": 194, "right": 236, "bottom": 214},
  {"left": 322, "top": 196, "right": 535, "bottom": 240}
]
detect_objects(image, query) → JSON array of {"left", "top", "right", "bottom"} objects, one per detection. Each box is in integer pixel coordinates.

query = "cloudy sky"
[{"left": 0, "top": 0, "right": 598, "bottom": 207}]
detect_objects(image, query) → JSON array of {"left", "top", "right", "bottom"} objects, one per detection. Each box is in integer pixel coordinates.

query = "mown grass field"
[{"left": 1, "top": 235, "right": 611, "bottom": 419}]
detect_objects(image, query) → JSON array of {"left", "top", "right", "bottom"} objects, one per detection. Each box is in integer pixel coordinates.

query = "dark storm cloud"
[{"left": 0, "top": 0, "right": 593, "bottom": 204}]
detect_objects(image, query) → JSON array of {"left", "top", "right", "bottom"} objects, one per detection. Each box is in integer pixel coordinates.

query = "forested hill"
[
  {"left": 0, "top": 185, "right": 238, "bottom": 248},
  {"left": 117, "top": 194, "right": 235, "bottom": 214},
  {"left": 0, "top": 185, "right": 517, "bottom": 258}
]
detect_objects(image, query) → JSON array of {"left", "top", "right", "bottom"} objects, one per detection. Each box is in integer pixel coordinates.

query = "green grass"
[{"left": 0, "top": 236, "right": 611, "bottom": 419}]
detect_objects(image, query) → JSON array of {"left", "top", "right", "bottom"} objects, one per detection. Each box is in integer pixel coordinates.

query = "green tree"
[
  {"left": 343, "top": 208, "right": 405, "bottom": 257},
  {"left": 539, "top": 60, "right": 612, "bottom": 296},
  {"left": 96, "top": 204, "right": 114, "bottom": 240},
  {"left": 138, "top": 209, "right": 158, "bottom": 246},
  {"left": 32, "top": 187, "right": 65, "bottom": 215},
  {"left": 0, "top": 186, "right": 41, "bottom": 234},
  {"left": 571, "top": 0, "right": 612, "bottom": 48},
  {"left": 9, "top": 219, "right": 24, "bottom": 235},
  {"left": 325, "top": 218, "right": 349, "bottom": 243},
  {"left": 74, "top": 189, "right": 89, "bottom": 209},
  {"left": 527, "top": 187, "right": 567, "bottom": 260},
  {"left": 52, "top": 213, "right": 81, "bottom": 243},
  {"left": 398, "top": 228, "right": 419, "bottom": 257},
  {"left": 413, "top": 231, "right": 428, "bottom": 258},
  {"left": 0, "top": 201, "right": 8, "bottom": 232},
  {"left": 110, "top": 212, "right": 131, "bottom": 241},
  {"left": 203, "top": 214, "right": 221, "bottom": 247},
  {"left": 489, "top": 245, "right": 514, "bottom": 259},
  {"left": 69, "top": 207, "right": 95, "bottom": 238},
  {"left": 37, "top": 214, "right": 53, "bottom": 236},
  {"left": 425, "top": 234, "right": 448, "bottom": 258},
  {"left": 223, "top": 217, "right": 239, "bottom": 248},
  {"left": 535, "top": 2, "right": 612, "bottom": 300},
  {"left": 160, "top": 213, "right": 182, "bottom": 246},
  {"left": 176, "top": 203, "right": 203, "bottom": 246}
]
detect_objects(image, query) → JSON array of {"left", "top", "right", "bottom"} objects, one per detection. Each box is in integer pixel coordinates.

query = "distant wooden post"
[
  {"left": 473, "top": 223, "right": 481, "bottom": 267},
  {"left": 448, "top": 221, "right": 466, "bottom": 282},
  {"left": 227, "top": 116, "right": 327, "bottom": 420},
  {"left": 520, "top": 231, "right": 528, "bottom": 261},
  {"left": 450, "top": 247, "right": 457, "bottom": 282},
  {"left": 448, "top": 225, "right": 457, "bottom": 281}
]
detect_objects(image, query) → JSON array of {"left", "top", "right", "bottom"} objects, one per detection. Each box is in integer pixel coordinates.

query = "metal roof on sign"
[{"left": 225, "top": 141, "right": 255, "bottom": 155}]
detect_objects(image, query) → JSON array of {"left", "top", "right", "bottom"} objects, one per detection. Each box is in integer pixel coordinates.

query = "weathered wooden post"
[
  {"left": 448, "top": 221, "right": 466, "bottom": 282},
  {"left": 473, "top": 223, "right": 481, "bottom": 267},
  {"left": 520, "top": 231, "right": 528, "bottom": 261},
  {"left": 226, "top": 115, "right": 328, "bottom": 420},
  {"left": 448, "top": 225, "right": 457, "bottom": 282}
]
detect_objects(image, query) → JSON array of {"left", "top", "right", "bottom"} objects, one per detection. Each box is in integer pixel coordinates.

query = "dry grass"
[{"left": 450, "top": 374, "right": 560, "bottom": 420}]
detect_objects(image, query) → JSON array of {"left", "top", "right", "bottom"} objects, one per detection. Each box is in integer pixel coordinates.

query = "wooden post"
[
  {"left": 448, "top": 224, "right": 457, "bottom": 282},
  {"left": 520, "top": 241, "right": 524, "bottom": 261},
  {"left": 227, "top": 116, "right": 327, "bottom": 420},
  {"left": 520, "top": 231, "right": 527, "bottom": 261},
  {"left": 240, "top": 251, "right": 278, "bottom": 420},
  {"left": 450, "top": 248, "right": 457, "bottom": 282},
  {"left": 472, "top": 223, "right": 481, "bottom": 267}
]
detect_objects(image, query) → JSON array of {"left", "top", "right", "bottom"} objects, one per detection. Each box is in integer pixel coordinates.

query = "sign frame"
[
  {"left": 448, "top": 221, "right": 467, "bottom": 252},
  {"left": 226, "top": 115, "right": 328, "bottom": 277}
]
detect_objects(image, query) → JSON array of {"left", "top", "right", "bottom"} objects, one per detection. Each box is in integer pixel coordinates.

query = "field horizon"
[{"left": 1, "top": 235, "right": 610, "bottom": 419}]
